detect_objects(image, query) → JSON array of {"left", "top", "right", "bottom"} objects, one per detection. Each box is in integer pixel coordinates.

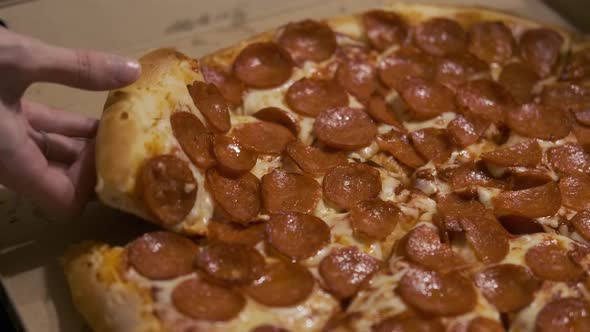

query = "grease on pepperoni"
[
  {"left": 400, "top": 78, "right": 456, "bottom": 120},
  {"left": 233, "top": 42, "right": 293, "bottom": 89},
  {"left": 456, "top": 79, "right": 513, "bottom": 123},
  {"left": 232, "top": 121, "right": 295, "bottom": 154},
  {"left": 562, "top": 48, "right": 590, "bottom": 82},
  {"left": 493, "top": 182, "right": 561, "bottom": 219},
  {"left": 172, "top": 278, "right": 245, "bottom": 321},
  {"left": 206, "top": 169, "right": 261, "bottom": 225},
  {"left": 187, "top": 81, "right": 231, "bottom": 133},
  {"left": 468, "top": 21, "right": 516, "bottom": 64},
  {"left": 350, "top": 198, "right": 401, "bottom": 240},
  {"left": 252, "top": 107, "right": 299, "bottom": 135},
  {"left": 285, "top": 78, "right": 348, "bottom": 117},
  {"left": 541, "top": 82, "right": 590, "bottom": 113},
  {"left": 285, "top": 140, "right": 348, "bottom": 175},
  {"left": 207, "top": 219, "right": 265, "bottom": 247},
  {"left": 335, "top": 46, "right": 379, "bottom": 101},
  {"left": 261, "top": 169, "right": 321, "bottom": 214},
  {"left": 265, "top": 212, "right": 330, "bottom": 260},
  {"left": 435, "top": 53, "right": 489, "bottom": 90},
  {"left": 201, "top": 64, "right": 244, "bottom": 106},
  {"left": 170, "top": 111, "right": 216, "bottom": 169},
  {"left": 245, "top": 261, "right": 314, "bottom": 307},
  {"left": 525, "top": 240, "right": 584, "bottom": 281},
  {"left": 127, "top": 231, "right": 197, "bottom": 280},
  {"left": 410, "top": 128, "right": 452, "bottom": 165},
  {"left": 506, "top": 102, "right": 571, "bottom": 141},
  {"left": 445, "top": 161, "right": 507, "bottom": 193},
  {"left": 314, "top": 107, "right": 377, "bottom": 150},
  {"left": 447, "top": 114, "right": 489, "bottom": 148},
  {"left": 323, "top": 163, "right": 382, "bottom": 210},
  {"left": 194, "top": 241, "right": 265, "bottom": 284},
  {"left": 481, "top": 140, "right": 542, "bottom": 168},
  {"left": 559, "top": 175, "right": 590, "bottom": 211},
  {"left": 414, "top": 18, "right": 467, "bottom": 56},
  {"left": 377, "top": 130, "right": 426, "bottom": 168},
  {"left": 403, "top": 224, "right": 465, "bottom": 271},
  {"left": 378, "top": 47, "right": 435, "bottom": 91},
  {"left": 362, "top": 9, "right": 408, "bottom": 51},
  {"left": 213, "top": 135, "right": 258, "bottom": 176},
  {"left": 277, "top": 19, "right": 337, "bottom": 63},
  {"left": 520, "top": 28, "right": 564, "bottom": 77},
  {"left": 139, "top": 155, "right": 197, "bottom": 226},
  {"left": 535, "top": 298, "right": 590, "bottom": 332},
  {"left": 547, "top": 143, "right": 590, "bottom": 177},
  {"left": 571, "top": 209, "right": 590, "bottom": 241},
  {"left": 366, "top": 95, "right": 403, "bottom": 128},
  {"left": 498, "top": 62, "right": 540, "bottom": 103}
]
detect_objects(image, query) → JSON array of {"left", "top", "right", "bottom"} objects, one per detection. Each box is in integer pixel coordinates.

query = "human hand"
[{"left": 0, "top": 28, "right": 141, "bottom": 220}]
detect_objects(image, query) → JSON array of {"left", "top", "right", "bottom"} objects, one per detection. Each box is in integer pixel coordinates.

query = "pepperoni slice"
[
  {"left": 285, "top": 140, "right": 348, "bottom": 175},
  {"left": 366, "top": 95, "right": 403, "bottom": 127},
  {"left": 435, "top": 53, "right": 488, "bottom": 90},
  {"left": 520, "top": 28, "right": 564, "bottom": 77},
  {"left": 372, "top": 315, "right": 445, "bottom": 332},
  {"left": 559, "top": 175, "right": 590, "bottom": 211},
  {"left": 447, "top": 114, "right": 489, "bottom": 148},
  {"left": 415, "top": 18, "right": 467, "bottom": 56},
  {"left": 335, "top": 46, "right": 378, "bottom": 101},
  {"left": 494, "top": 182, "right": 561, "bottom": 219},
  {"left": 323, "top": 163, "right": 381, "bottom": 210},
  {"left": 562, "top": 48, "right": 590, "bottom": 82},
  {"left": 314, "top": 107, "right": 377, "bottom": 150},
  {"left": 573, "top": 123, "right": 590, "bottom": 152},
  {"left": 201, "top": 64, "right": 244, "bottom": 106},
  {"left": 319, "top": 246, "right": 380, "bottom": 299},
  {"left": 445, "top": 162, "right": 507, "bottom": 193},
  {"left": 232, "top": 121, "right": 295, "bottom": 155},
  {"left": 127, "top": 232, "right": 197, "bottom": 280},
  {"left": 194, "top": 241, "right": 265, "bottom": 284},
  {"left": 285, "top": 78, "right": 349, "bottom": 117},
  {"left": 403, "top": 224, "right": 465, "bottom": 271},
  {"left": 350, "top": 198, "right": 400, "bottom": 240},
  {"left": 506, "top": 102, "right": 571, "bottom": 140},
  {"left": 481, "top": 140, "right": 542, "bottom": 168},
  {"left": 172, "top": 278, "right": 245, "bottom": 321},
  {"left": 572, "top": 209, "right": 590, "bottom": 241},
  {"left": 207, "top": 219, "right": 265, "bottom": 247},
  {"left": 509, "top": 168, "right": 553, "bottom": 191},
  {"left": 456, "top": 79, "right": 513, "bottom": 123},
  {"left": 261, "top": 169, "right": 321, "bottom": 214},
  {"left": 245, "top": 261, "right": 313, "bottom": 307},
  {"left": 400, "top": 78, "right": 456, "bottom": 120},
  {"left": 187, "top": 81, "right": 231, "bottom": 133},
  {"left": 468, "top": 21, "right": 516, "bottom": 64},
  {"left": 547, "top": 143, "right": 590, "bottom": 177},
  {"left": 170, "top": 111, "right": 216, "bottom": 169},
  {"left": 575, "top": 110, "right": 590, "bottom": 127},
  {"left": 377, "top": 130, "right": 426, "bottom": 169},
  {"left": 525, "top": 241, "right": 584, "bottom": 281},
  {"left": 378, "top": 47, "right": 435, "bottom": 91},
  {"left": 362, "top": 10, "right": 408, "bottom": 51},
  {"left": 467, "top": 317, "right": 505, "bottom": 332},
  {"left": 213, "top": 135, "right": 257, "bottom": 176},
  {"left": 251, "top": 326, "right": 290, "bottom": 332},
  {"left": 474, "top": 264, "right": 540, "bottom": 312},
  {"left": 410, "top": 128, "right": 452, "bottom": 165},
  {"left": 265, "top": 212, "right": 330, "bottom": 260},
  {"left": 498, "top": 62, "right": 540, "bottom": 103},
  {"left": 535, "top": 298, "right": 590, "bottom": 332},
  {"left": 277, "top": 19, "right": 337, "bottom": 63},
  {"left": 541, "top": 82, "right": 590, "bottom": 113},
  {"left": 398, "top": 266, "right": 476, "bottom": 316},
  {"left": 139, "top": 155, "right": 197, "bottom": 226},
  {"left": 252, "top": 107, "right": 299, "bottom": 135},
  {"left": 233, "top": 42, "right": 293, "bottom": 89},
  {"left": 206, "top": 169, "right": 261, "bottom": 225}
]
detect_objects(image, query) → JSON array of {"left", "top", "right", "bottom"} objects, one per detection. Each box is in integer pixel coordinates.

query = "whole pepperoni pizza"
[{"left": 63, "top": 3, "right": 590, "bottom": 332}]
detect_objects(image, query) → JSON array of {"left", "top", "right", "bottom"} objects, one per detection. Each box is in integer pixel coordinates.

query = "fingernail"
[{"left": 112, "top": 55, "right": 141, "bottom": 85}]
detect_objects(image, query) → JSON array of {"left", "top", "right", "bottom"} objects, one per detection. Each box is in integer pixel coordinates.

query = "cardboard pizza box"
[{"left": 0, "top": 0, "right": 574, "bottom": 331}]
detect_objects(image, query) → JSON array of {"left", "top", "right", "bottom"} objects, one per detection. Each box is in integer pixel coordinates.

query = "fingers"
[{"left": 22, "top": 100, "right": 98, "bottom": 138}]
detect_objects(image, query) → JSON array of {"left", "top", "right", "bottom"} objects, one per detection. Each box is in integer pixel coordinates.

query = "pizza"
[{"left": 62, "top": 2, "right": 590, "bottom": 332}]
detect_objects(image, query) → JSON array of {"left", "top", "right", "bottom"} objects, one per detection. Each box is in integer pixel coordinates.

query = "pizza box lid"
[{"left": 0, "top": 0, "right": 573, "bottom": 331}]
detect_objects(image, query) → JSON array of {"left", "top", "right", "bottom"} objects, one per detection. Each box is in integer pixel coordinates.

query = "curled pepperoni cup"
[
  {"left": 362, "top": 10, "right": 408, "bottom": 51},
  {"left": 467, "top": 317, "right": 505, "bottom": 332},
  {"left": 277, "top": 19, "right": 337, "bottom": 64},
  {"left": 414, "top": 18, "right": 467, "bottom": 56},
  {"left": 562, "top": 48, "right": 590, "bottom": 82},
  {"left": 434, "top": 53, "right": 489, "bottom": 91},
  {"left": 335, "top": 47, "right": 378, "bottom": 101},
  {"left": 510, "top": 168, "right": 554, "bottom": 191},
  {"left": 170, "top": 111, "right": 216, "bottom": 169},
  {"left": 232, "top": 121, "right": 295, "bottom": 154},
  {"left": 525, "top": 241, "right": 584, "bottom": 281},
  {"left": 447, "top": 114, "right": 489, "bottom": 148},
  {"left": 252, "top": 107, "right": 299, "bottom": 135},
  {"left": 398, "top": 266, "right": 476, "bottom": 316},
  {"left": 187, "top": 81, "right": 231, "bottom": 133},
  {"left": 261, "top": 170, "right": 321, "bottom": 214},
  {"left": 285, "top": 78, "right": 349, "bottom": 117},
  {"left": 207, "top": 219, "right": 265, "bottom": 247},
  {"left": 571, "top": 209, "right": 590, "bottom": 241},
  {"left": 402, "top": 224, "right": 465, "bottom": 271},
  {"left": 456, "top": 79, "right": 513, "bottom": 123},
  {"left": 498, "top": 62, "right": 539, "bottom": 103},
  {"left": 201, "top": 64, "right": 245, "bottom": 106},
  {"left": 506, "top": 103, "right": 571, "bottom": 141},
  {"left": 350, "top": 199, "right": 400, "bottom": 240},
  {"left": 559, "top": 175, "right": 590, "bottom": 211},
  {"left": 171, "top": 278, "right": 245, "bottom": 321},
  {"left": 127, "top": 232, "right": 197, "bottom": 280},
  {"left": 319, "top": 246, "right": 381, "bottom": 299},
  {"left": 520, "top": 28, "right": 564, "bottom": 77},
  {"left": 206, "top": 169, "right": 261, "bottom": 225},
  {"left": 265, "top": 212, "right": 330, "bottom": 260},
  {"left": 314, "top": 107, "right": 377, "bottom": 150},
  {"left": 378, "top": 47, "right": 435, "bottom": 91},
  {"left": 444, "top": 161, "right": 507, "bottom": 194},
  {"left": 377, "top": 130, "right": 426, "bottom": 169},
  {"left": 400, "top": 79, "right": 456, "bottom": 120},
  {"left": 468, "top": 21, "right": 516, "bottom": 65},
  {"left": 481, "top": 140, "right": 542, "bottom": 168},
  {"left": 410, "top": 128, "right": 452, "bottom": 165},
  {"left": 541, "top": 82, "right": 590, "bottom": 112},
  {"left": 366, "top": 95, "right": 402, "bottom": 128},
  {"left": 213, "top": 135, "right": 258, "bottom": 176},
  {"left": 139, "top": 155, "right": 197, "bottom": 226},
  {"left": 547, "top": 143, "right": 590, "bottom": 177},
  {"left": 244, "top": 261, "right": 314, "bottom": 307},
  {"left": 372, "top": 315, "right": 444, "bottom": 332},
  {"left": 473, "top": 264, "right": 541, "bottom": 312},
  {"left": 194, "top": 241, "right": 265, "bottom": 284},
  {"left": 493, "top": 182, "right": 561, "bottom": 219},
  {"left": 233, "top": 42, "right": 294, "bottom": 89},
  {"left": 285, "top": 140, "right": 348, "bottom": 175},
  {"left": 535, "top": 298, "right": 590, "bottom": 332},
  {"left": 323, "top": 163, "right": 382, "bottom": 210}
]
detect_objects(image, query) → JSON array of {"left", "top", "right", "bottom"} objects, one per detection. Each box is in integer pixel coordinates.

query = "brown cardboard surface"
[{"left": 0, "top": 0, "right": 574, "bottom": 331}]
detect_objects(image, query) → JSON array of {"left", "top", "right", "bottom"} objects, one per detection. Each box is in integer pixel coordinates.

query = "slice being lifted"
[{"left": 66, "top": 2, "right": 590, "bottom": 332}]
